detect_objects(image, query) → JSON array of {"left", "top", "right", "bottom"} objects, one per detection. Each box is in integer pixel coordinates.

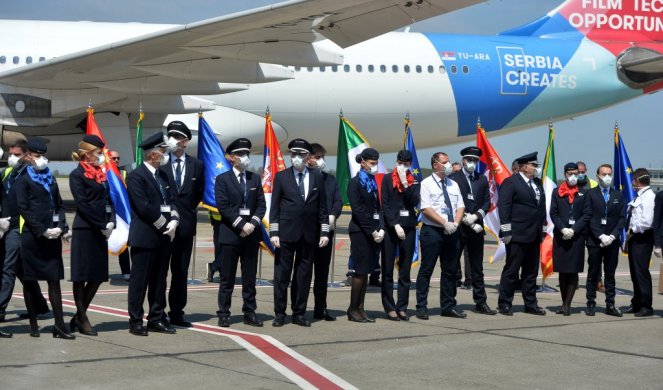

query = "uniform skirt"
[
  {"left": 552, "top": 233, "right": 586, "bottom": 273},
  {"left": 70, "top": 228, "right": 109, "bottom": 282},
  {"left": 21, "top": 229, "right": 64, "bottom": 281},
  {"left": 350, "top": 230, "right": 379, "bottom": 275}
]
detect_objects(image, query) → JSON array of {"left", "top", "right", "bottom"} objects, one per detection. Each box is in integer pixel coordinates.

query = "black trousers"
[
  {"left": 217, "top": 239, "right": 259, "bottom": 316},
  {"left": 457, "top": 226, "right": 488, "bottom": 304},
  {"left": 119, "top": 250, "right": 131, "bottom": 275},
  {"left": 416, "top": 225, "right": 459, "bottom": 313},
  {"left": 313, "top": 231, "right": 334, "bottom": 314},
  {"left": 128, "top": 245, "right": 169, "bottom": 326},
  {"left": 210, "top": 219, "right": 222, "bottom": 273},
  {"left": 381, "top": 226, "right": 415, "bottom": 312},
  {"left": 273, "top": 239, "right": 315, "bottom": 316},
  {"left": 586, "top": 243, "right": 620, "bottom": 306},
  {"left": 498, "top": 241, "right": 540, "bottom": 309},
  {"left": 167, "top": 235, "right": 194, "bottom": 320},
  {"left": 628, "top": 230, "right": 654, "bottom": 310}
]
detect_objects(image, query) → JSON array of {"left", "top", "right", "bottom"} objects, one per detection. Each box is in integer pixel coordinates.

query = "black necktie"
[
  {"left": 441, "top": 179, "right": 453, "bottom": 221},
  {"left": 298, "top": 172, "right": 305, "bottom": 200},
  {"left": 239, "top": 173, "right": 247, "bottom": 206},
  {"left": 155, "top": 172, "right": 167, "bottom": 202},
  {"left": 175, "top": 158, "right": 182, "bottom": 191}
]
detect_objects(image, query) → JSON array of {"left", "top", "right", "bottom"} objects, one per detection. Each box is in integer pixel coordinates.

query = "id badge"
[
  {"left": 467, "top": 194, "right": 474, "bottom": 201},
  {"left": 373, "top": 213, "right": 380, "bottom": 220},
  {"left": 399, "top": 210, "right": 410, "bottom": 217},
  {"left": 105, "top": 205, "right": 112, "bottom": 214},
  {"left": 52, "top": 214, "right": 60, "bottom": 223},
  {"left": 160, "top": 205, "right": 171, "bottom": 213},
  {"left": 239, "top": 208, "right": 250, "bottom": 216},
  {"left": 569, "top": 219, "right": 576, "bottom": 225},
  {"left": 601, "top": 218, "right": 607, "bottom": 225}
]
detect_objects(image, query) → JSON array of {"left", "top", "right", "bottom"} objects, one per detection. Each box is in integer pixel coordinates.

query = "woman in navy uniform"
[
  {"left": 347, "top": 148, "right": 384, "bottom": 323},
  {"left": 15, "top": 139, "right": 74, "bottom": 339},
  {"left": 380, "top": 150, "right": 419, "bottom": 321},
  {"left": 550, "top": 163, "right": 590, "bottom": 316},
  {"left": 69, "top": 135, "right": 116, "bottom": 335}
]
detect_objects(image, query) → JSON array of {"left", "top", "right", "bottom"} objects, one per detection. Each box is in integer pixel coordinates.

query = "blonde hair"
[{"left": 72, "top": 140, "right": 99, "bottom": 161}]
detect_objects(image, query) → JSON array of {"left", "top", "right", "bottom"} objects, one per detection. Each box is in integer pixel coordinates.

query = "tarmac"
[{"left": 1, "top": 179, "right": 662, "bottom": 389}]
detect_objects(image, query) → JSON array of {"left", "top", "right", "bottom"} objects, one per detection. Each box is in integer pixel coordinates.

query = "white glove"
[
  {"left": 270, "top": 236, "right": 280, "bottom": 248},
  {"left": 240, "top": 223, "right": 255, "bottom": 237},
  {"left": 102, "top": 222, "right": 115, "bottom": 239},
  {"left": 394, "top": 224, "right": 406, "bottom": 240},
  {"left": 61, "top": 231, "right": 72, "bottom": 243},
  {"left": 599, "top": 234, "right": 612, "bottom": 247},
  {"left": 377, "top": 229, "right": 385, "bottom": 241},
  {"left": 319, "top": 236, "right": 329, "bottom": 247},
  {"left": 329, "top": 215, "right": 336, "bottom": 231},
  {"left": 43, "top": 228, "right": 62, "bottom": 240},
  {"left": 443, "top": 221, "right": 457, "bottom": 235},
  {"left": 654, "top": 247, "right": 662, "bottom": 258},
  {"left": 372, "top": 230, "right": 385, "bottom": 243},
  {"left": 561, "top": 228, "right": 574, "bottom": 240},
  {"left": 462, "top": 213, "right": 478, "bottom": 226},
  {"left": 163, "top": 220, "right": 178, "bottom": 242},
  {"left": 501, "top": 235, "right": 512, "bottom": 245},
  {"left": 0, "top": 217, "right": 10, "bottom": 232},
  {"left": 471, "top": 224, "right": 483, "bottom": 234},
  {"left": 397, "top": 165, "right": 408, "bottom": 187}
]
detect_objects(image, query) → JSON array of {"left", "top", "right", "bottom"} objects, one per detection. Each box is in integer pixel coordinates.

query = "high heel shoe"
[
  {"left": 347, "top": 310, "right": 368, "bottom": 323},
  {"left": 360, "top": 310, "right": 376, "bottom": 323},
  {"left": 29, "top": 319, "right": 40, "bottom": 338},
  {"left": 52, "top": 325, "right": 76, "bottom": 340},
  {"left": 77, "top": 315, "right": 98, "bottom": 336},
  {"left": 69, "top": 316, "right": 78, "bottom": 333}
]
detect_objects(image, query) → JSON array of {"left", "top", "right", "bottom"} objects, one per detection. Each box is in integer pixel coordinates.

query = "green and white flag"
[{"left": 134, "top": 110, "right": 144, "bottom": 167}]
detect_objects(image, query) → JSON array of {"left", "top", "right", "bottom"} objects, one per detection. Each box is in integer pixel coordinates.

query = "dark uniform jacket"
[
  {"left": 449, "top": 170, "right": 490, "bottom": 235},
  {"left": 653, "top": 191, "right": 663, "bottom": 248},
  {"left": 498, "top": 173, "right": 547, "bottom": 243},
  {"left": 269, "top": 167, "right": 329, "bottom": 242},
  {"left": 322, "top": 171, "right": 343, "bottom": 220},
  {"left": 348, "top": 175, "right": 384, "bottom": 235},
  {"left": 380, "top": 173, "right": 420, "bottom": 229},
  {"left": 159, "top": 153, "right": 204, "bottom": 237},
  {"left": 550, "top": 187, "right": 590, "bottom": 237},
  {"left": 69, "top": 165, "right": 116, "bottom": 230},
  {"left": 14, "top": 171, "right": 68, "bottom": 237},
  {"left": 2, "top": 164, "right": 28, "bottom": 230},
  {"left": 215, "top": 169, "right": 266, "bottom": 245},
  {"left": 584, "top": 186, "right": 626, "bottom": 247},
  {"left": 127, "top": 163, "right": 179, "bottom": 249}
]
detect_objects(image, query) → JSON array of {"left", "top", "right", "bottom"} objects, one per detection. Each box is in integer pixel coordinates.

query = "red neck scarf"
[
  {"left": 558, "top": 181, "right": 578, "bottom": 204},
  {"left": 392, "top": 168, "right": 414, "bottom": 193},
  {"left": 80, "top": 162, "right": 107, "bottom": 184}
]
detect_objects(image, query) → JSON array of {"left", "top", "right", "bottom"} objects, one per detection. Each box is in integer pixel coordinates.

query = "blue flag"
[
  {"left": 197, "top": 114, "right": 232, "bottom": 210},
  {"left": 613, "top": 127, "right": 635, "bottom": 250},
  {"left": 404, "top": 117, "right": 422, "bottom": 265}
]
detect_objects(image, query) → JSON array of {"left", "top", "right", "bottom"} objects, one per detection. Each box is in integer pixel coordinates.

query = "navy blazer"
[
  {"left": 160, "top": 153, "right": 205, "bottom": 237},
  {"left": 14, "top": 170, "right": 68, "bottom": 237},
  {"left": 498, "top": 173, "right": 547, "bottom": 243},
  {"left": 69, "top": 164, "right": 116, "bottom": 230},
  {"left": 321, "top": 171, "right": 343, "bottom": 219},
  {"left": 380, "top": 172, "right": 419, "bottom": 229},
  {"left": 449, "top": 170, "right": 490, "bottom": 219},
  {"left": 215, "top": 169, "right": 266, "bottom": 245},
  {"left": 2, "top": 164, "right": 28, "bottom": 230},
  {"left": 550, "top": 187, "right": 589, "bottom": 236},
  {"left": 127, "top": 163, "right": 179, "bottom": 249},
  {"left": 348, "top": 174, "right": 384, "bottom": 235},
  {"left": 653, "top": 191, "right": 663, "bottom": 248},
  {"left": 269, "top": 167, "right": 329, "bottom": 243},
  {"left": 584, "top": 185, "right": 626, "bottom": 247}
]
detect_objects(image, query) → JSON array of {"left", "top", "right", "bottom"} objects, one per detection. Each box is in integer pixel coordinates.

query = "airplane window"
[
  {"left": 356, "top": 65, "right": 362, "bottom": 72},
  {"left": 368, "top": 65, "right": 374, "bottom": 73},
  {"left": 307, "top": 67, "right": 313, "bottom": 72},
  {"left": 0, "top": 56, "right": 5, "bottom": 64},
  {"left": 404, "top": 65, "right": 410, "bottom": 73},
  {"left": 12, "top": 56, "right": 19, "bottom": 64},
  {"left": 380, "top": 65, "right": 386, "bottom": 73},
  {"left": 451, "top": 65, "right": 457, "bottom": 74},
  {"left": 39, "top": 57, "right": 46, "bottom": 62},
  {"left": 416, "top": 65, "right": 422, "bottom": 73},
  {"left": 320, "top": 66, "right": 325, "bottom": 72},
  {"left": 462, "top": 65, "right": 469, "bottom": 74},
  {"left": 344, "top": 65, "right": 350, "bottom": 72},
  {"left": 439, "top": 65, "right": 446, "bottom": 74},
  {"left": 332, "top": 65, "right": 338, "bottom": 72},
  {"left": 26, "top": 56, "right": 32, "bottom": 64},
  {"left": 427, "top": 65, "right": 434, "bottom": 73},
  {"left": 295, "top": 66, "right": 301, "bottom": 71},
  {"left": 392, "top": 65, "right": 398, "bottom": 73}
]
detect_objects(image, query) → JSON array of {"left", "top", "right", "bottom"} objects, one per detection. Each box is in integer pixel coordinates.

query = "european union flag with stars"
[
  {"left": 613, "top": 125, "right": 635, "bottom": 251},
  {"left": 404, "top": 116, "right": 422, "bottom": 265},
  {"left": 197, "top": 113, "right": 232, "bottom": 210}
]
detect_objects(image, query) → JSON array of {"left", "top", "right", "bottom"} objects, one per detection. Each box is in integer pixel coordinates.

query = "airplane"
[{"left": 0, "top": 0, "right": 662, "bottom": 161}]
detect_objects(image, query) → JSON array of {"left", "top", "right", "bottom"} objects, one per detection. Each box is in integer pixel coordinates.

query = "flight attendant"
[
  {"left": 347, "top": 148, "right": 383, "bottom": 323},
  {"left": 15, "top": 139, "right": 74, "bottom": 339},
  {"left": 69, "top": 135, "right": 116, "bottom": 335},
  {"left": 550, "top": 163, "right": 590, "bottom": 316}
]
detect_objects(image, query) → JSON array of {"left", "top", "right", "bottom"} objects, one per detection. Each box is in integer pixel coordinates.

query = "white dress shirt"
[
  {"left": 629, "top": 186, "right": 655, "bottom": 233},
  {"left": 292, "top": 167, "right": 309, "bottom": 200},
  {"left": 420, "top": 174, "right": 464, "bottom": 227},
  {"left": 170, "top": 152, "right": 186, "bottom": 188}
]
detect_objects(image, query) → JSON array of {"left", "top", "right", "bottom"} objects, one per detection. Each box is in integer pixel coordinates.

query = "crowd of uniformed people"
[{"left": 0, "top": 122, "right": 660, "bottom": 338}]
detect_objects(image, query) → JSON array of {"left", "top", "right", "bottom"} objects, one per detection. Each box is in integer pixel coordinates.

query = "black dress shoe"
[
  {"left": 415, "top": 309, "right": 429, "bottom": 320},
  {"left": 556, "top": 306, "right": 565, "bottom": 315},
  {"left": 563, "top": 306, "right": 571, "bottom": 316},
  {"left": 634, "top": 308, "right": 654, "bottom": 317},
  {"left": 292, "top": 315, "right": 311, "bottom": 327},
  {"left": 473, "top": 303, "right": 497, "bottom": 315},
  {"left": 147, "top": 321, "right": 177, "bottom": 334},
  {"left": 397, "top": 312, "right": 409, "bottom": 321},
  {"left": 170, "top": 318, "right": 193, "bottom": 328},
  {"left": 0, "top": 330, "right": 12, "bottom": 338},
  {"left": 52, "top": 325, "right": 76, "bottom": 340},
  {"left": 498, "top": 306, "right": 513, "bottom": 316},
  {"left": 440, "top": 309, "right": 467, "bottom": 318},
  {"left": 386, "top": 312, "right": 400, "bottom": 321},
  {"left": 605, "top": 305, "right": 622, "bottom": 317},
  {"left": 524, "top": 306, "right": 546, "bottom": 316},
  {"left": 218, "top": 315, "right": 230, "bottom": 327},
  {"left": 272, "top": 314, "right": 286, "bottom": 327},
  {"left": 129, "top": 323, "right": 148, "bottom": 336},
  {"left": 585, "top": 306, "right": 596, "bottom": 316},
  {"left": 347, "top": 310, "right": 367, "bottom": 323},
  {"left": 313, "top": 310, "right": 336, "bottom": 321},
  {"left": 622, "top": 305, "right": 638, "bottom": 314},
  {"left": 243, "top": 313, "right": 263, "bottom": 327}
]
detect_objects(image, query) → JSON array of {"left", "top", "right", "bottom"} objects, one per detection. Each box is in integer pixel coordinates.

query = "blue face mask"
[{"left": 578, "top": 173, "right": 587, "bottom": 182}]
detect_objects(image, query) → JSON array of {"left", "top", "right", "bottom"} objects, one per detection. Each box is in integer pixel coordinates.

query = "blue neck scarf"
[
  {"left": 358, "top": 169, "right": 378, "bottom": 196},
  {"left": 27, "top": 166, "right": 54, "bottom": 195}
]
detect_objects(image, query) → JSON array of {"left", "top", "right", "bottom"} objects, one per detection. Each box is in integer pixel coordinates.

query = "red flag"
[{"left": 261, "top": 112, "right": 286, "bottom": 195}]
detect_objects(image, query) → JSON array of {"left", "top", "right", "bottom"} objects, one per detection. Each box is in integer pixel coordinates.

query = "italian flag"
[{"left": 540, "top": 125, "right": 557, "bottom": 280}]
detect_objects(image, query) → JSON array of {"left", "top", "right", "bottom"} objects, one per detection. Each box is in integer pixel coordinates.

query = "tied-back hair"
[
  {"left": 632, "top": 168, "right": 650, "bottom": 186},
  {"left": 71, "top": 140, "right": 98, "bottom": 162}
]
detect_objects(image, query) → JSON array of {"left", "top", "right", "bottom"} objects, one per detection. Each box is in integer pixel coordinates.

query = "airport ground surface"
[{"left": 1, "top": 181, "right": 662, "bottom": 389}]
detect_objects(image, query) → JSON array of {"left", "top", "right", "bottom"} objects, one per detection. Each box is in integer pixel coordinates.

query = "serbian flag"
[
  {"left": 476, "top": 122, "right": 511, "bottom": 263},
  {"left": 540, "top": 124, "right": 557, "bottom": 280},
  {"left": 85, "top": 108, "right": 131, "bottom": 255},
  {"left": 261, "top": 111, "right": 285, "bottom": 255}
]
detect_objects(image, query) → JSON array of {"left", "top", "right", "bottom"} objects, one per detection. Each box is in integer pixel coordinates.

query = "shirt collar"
[
  {"left": 519, "top": 172, "right": 531, "bottom": 182},
  {"left": 232, "top": 167, "right": 244, "bottom": 177},
  {"left": 144, "top": 162, "right": 157, "bottom": 175},
  {"left": 293, "top": 167, "right": 308, "bottom": 177},
  {"left": 170, "top": 152, "right": 186, "bottom": 164},
  {"left": 637, "top": 186, "right": 651, "bottom": 196}
]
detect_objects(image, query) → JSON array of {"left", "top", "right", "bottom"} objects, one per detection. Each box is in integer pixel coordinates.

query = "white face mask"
[
  {"left": 566, "top": 174, "right": 578, "bottom": 186},
  {"left": 316, "top": 158, "right": 326, "bottom": 170},
  {"left": 0, "top": 149, "right": 4, "bottom": 160},
  {"left": 94, "top": 153, "right": 105, "bottom": 166},
  {"left": 7, "top": 154, "right": 20, "bottom": 168},
  {"left": 34, "top": 156, "right": 48, "bottom": 171},
  {"left": 599, "top": 175, "right": 612, "bottom": 188},
  {"left": 534, "top": 166, "right": 542, "bottom": 177},
  {"left": 159, "top": 152, "right": 170, "bottom": 166},
  {"left": 291, "top": 156, "right": 304, "bottom": 169},
  {"left": 464, "top": 161, "right": 476, "bottom": 173},
  {"left": 166, "top": 136, "right": 182, "bottom": 151},
  {"left": 443, "top": 162, "right": 453, "bottom": 176},
  {"left": 367, "top": 164, "right": 378, "bottom": 175},
  {"left": 238, "top": 155, "right": 251, "bottom": 170}
]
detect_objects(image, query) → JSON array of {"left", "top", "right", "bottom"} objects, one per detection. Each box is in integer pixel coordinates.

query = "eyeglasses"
[{"left": 111, "top": 157, "right": 120, "bottom": 161}]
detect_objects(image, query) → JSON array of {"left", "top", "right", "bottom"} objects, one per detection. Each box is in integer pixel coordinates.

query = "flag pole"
[
  {"left": 187, "top": 235, "right": 203, "bottom": 285},
  {"left": 328, "top": 233, "right": 342, "bottom": 288},
  {"left": 537, "top": 119, "right": 558, "bottom": 293}
]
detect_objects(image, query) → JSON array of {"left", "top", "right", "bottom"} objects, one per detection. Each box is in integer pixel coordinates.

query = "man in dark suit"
[
  {"left": 449, "top": 146, "right": 496, "bottom": 315},
  {"left": 160, "top": 121, "right": 205, "bottom": 327},
  {"left": 214, "top": 138, "right": 266, "bottom": 327},
  {"left": 269, "top": 138, "right": 330, "bottom": 327},
  {"left": 497, "top": 152, "right": 547, "bottom": 316},
  {"left": 584, "top": 164, "right": 626, "bottom": 316},
  {"left": 126, "top": 132, "right": 180, "bottom": 336},
  {"left": 653, "top": 191, "right": 663, "bottom": 261},
  {"left": 306, "top": 143, "right": 343, "bottom": 321}
]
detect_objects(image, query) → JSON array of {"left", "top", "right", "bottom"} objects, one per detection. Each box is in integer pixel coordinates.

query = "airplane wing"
[{"left": 0, "top": 0, "right": 483, "bottom": 92}]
